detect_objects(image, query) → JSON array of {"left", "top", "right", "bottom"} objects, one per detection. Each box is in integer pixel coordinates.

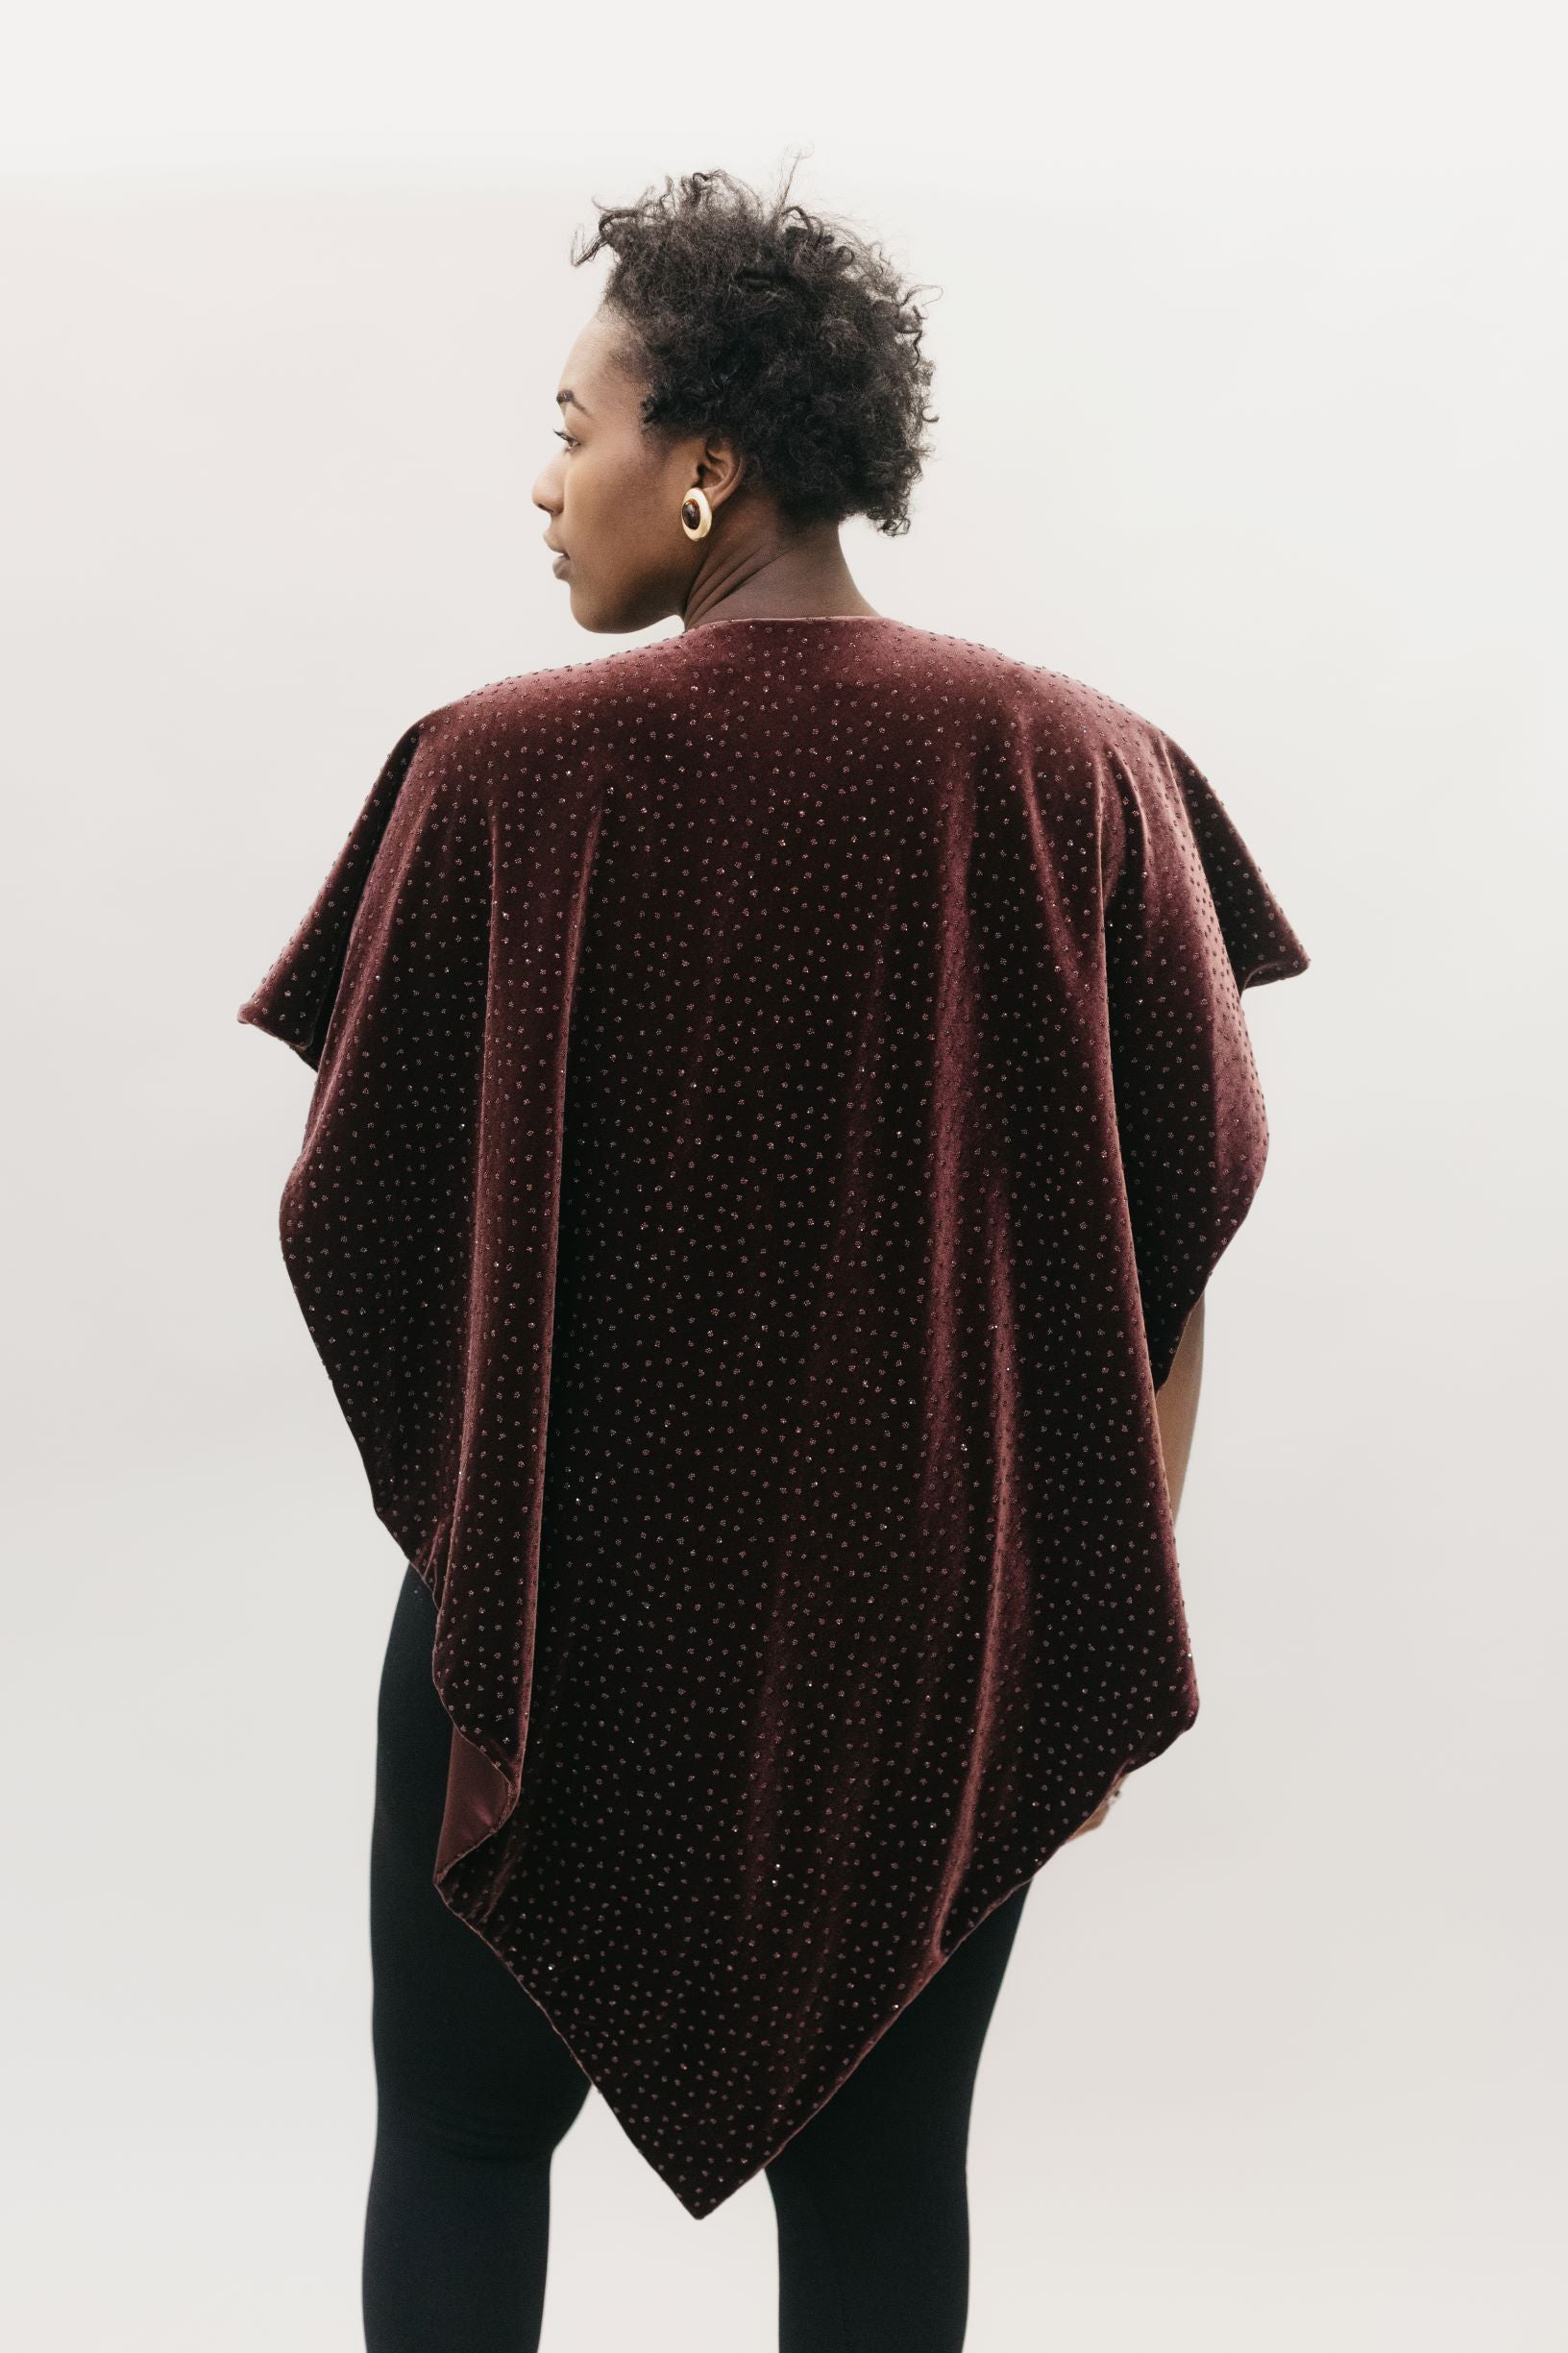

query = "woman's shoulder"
[{"left": 405, "top": 637, "right": 673, "bottom": 752}]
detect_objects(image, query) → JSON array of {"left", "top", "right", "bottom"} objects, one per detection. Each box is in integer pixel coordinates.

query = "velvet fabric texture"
[{"left": 237, "top": 615, "right": 1310, "bottom": 2218}]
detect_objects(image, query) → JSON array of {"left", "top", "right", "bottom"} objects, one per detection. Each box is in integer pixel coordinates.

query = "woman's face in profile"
[{"left": 533, "top": 307, "right": 724, "bottom": 636}]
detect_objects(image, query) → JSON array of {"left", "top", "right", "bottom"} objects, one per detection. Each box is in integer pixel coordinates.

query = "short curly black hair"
[{"left": 570, "top": 157, "right": 940, "bottom": 537}]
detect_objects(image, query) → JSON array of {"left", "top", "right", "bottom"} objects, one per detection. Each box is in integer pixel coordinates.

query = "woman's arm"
[{"left": 1153, "top": 1289, "right": 1206, "bottom": 1521}]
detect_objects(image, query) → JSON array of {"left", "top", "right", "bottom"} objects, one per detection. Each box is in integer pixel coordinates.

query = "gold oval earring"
[{"left": 679, "top": 487, "right": 713, "bottom": 542}]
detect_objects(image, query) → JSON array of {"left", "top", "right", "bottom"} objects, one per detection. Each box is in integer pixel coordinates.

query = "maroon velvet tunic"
[{"left": 237, "top": 614, "right": 1310, "bottom": 2218}]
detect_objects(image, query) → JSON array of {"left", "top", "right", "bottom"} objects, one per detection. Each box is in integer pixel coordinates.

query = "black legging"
[{"left": 363, "top": 1563, "right": 1032, "bottom": 2353}]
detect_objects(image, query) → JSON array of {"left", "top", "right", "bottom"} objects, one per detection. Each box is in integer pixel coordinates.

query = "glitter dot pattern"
[{"left": 237, "top": 616, "right": 1311, "bottom": 2218}]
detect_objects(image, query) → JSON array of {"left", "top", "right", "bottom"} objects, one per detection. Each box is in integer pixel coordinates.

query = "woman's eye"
[{"left": 553, "top": 429, "right": 576, "bottom": 450}]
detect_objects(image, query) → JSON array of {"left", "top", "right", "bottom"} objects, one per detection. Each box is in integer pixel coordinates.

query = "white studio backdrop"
[{"left": 1, "top": 12, "right": 1563, "bottom": 2347}]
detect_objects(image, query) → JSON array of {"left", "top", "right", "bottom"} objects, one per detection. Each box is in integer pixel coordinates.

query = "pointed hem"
[{"left": 411, "top": 1565, "right": 1191, "bottom": 2222}]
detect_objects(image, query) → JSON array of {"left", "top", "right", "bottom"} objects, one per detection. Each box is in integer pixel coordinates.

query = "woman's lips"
[{"left": 551, "top": 554, "right": 571, "bottom": 577}]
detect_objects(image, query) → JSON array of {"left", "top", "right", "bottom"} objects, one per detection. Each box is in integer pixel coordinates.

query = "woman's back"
[{"left": 237, "top": 612, "right": 1309, "bottom": 2218}]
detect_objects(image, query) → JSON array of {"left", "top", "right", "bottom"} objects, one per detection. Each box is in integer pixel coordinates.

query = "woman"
[{"left": 237, "top": 164, "right": 1308, "bottom": 2351}]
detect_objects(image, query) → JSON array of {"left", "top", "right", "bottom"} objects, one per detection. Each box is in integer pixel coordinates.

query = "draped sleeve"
[
  {"left": 1099, "top": 730, "right": 1311, "bottom": 1391},
  {"left": 236, "top": 719, "right": 427, "bottom": 1068}
]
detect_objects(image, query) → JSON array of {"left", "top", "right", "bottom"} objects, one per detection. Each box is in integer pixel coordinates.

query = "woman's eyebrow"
[{"left": 556, "top": 388, "right": 593, "bottom": 418}]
